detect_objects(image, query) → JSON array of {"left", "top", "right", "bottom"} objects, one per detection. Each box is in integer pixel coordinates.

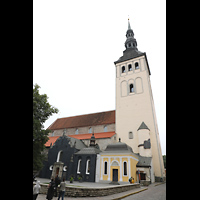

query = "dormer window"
[{"left": 122, "top": 66, "right": 125, "bottom": 73}]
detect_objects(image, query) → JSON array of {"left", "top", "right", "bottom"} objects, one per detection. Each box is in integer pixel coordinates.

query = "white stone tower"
[{"left": 114, "top": 19, "right": 165, "bottom": 181}]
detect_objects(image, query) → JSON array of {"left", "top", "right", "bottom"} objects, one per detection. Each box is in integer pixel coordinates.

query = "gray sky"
[{"left": 33, "top": 0, "right": 166, "bottom": 155}]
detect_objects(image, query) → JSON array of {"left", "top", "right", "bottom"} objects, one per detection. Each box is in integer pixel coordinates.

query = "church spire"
[
  {"left": 114, "top": 19, "right": 144, "bottom": 65},
  {"left": 125, "top": 19, "right": 138, "bottom": 50}
]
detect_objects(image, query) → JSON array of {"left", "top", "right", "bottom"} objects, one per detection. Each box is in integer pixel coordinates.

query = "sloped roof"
[
  {"left": 75, "top": 147, "right": 101, "bottom": 155},
  {"left": 136, "top": 154, "right": 152, "bottom": 167},
  {"left": 68, "top": 131, "right": 116, "bottom": 140},
  {"left": 47, "top": 110, "right": 115, "bottom": 130},
  {"left": 44, "top": 135, "right": 87, "bottom": 149},
  {"left": 45, "top": 136, "right": 60, "bottom": 147},
  {"left": 104, "top": 141, "right": 133, "bottom": 153}
]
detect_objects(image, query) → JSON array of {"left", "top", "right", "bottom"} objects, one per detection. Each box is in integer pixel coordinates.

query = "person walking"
[
  {"left": 57, "top": 178, "right": 66, "bottom": 200},
  {"left": 129, "top": 177, "right": 133, "bottom": 184},
  {"left": 33, "top": 180, "right": 41, "bottom": 200},
  {"left": 55, "top": 175, "right": 61, "bottom": 197},
  {"left": 46, "top": 178, "right": 55, "bottom": 200}
]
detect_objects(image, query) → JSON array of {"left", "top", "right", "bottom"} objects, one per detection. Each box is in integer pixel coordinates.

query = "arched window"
[
  {"left": 77, "top": 159, "right": 82, "bottom": 174},
  {"left": 135, "top": 62, "right": 139, "bottom": 69},
  {"left": 56, "top": 150, "right": 63, "bottom": 162},
  {"left": 130, "top": 84, "right": 134, "bottom": 93},
  {"left": 129, "top": 132, "right": 133, "bottom": 139},
  {"left": 88, "top": 127, "right": 92, "bottom": 133},
  {"left": 86, "top": 159, "right": 90, "bottom": 174},
  {"left": 123, "top": 162, "right": 127, "bottom": 176},
  {"left": 122, "top": 66, "right": 125, "bottom": 73},
  {"left": 75, "top": 129, "right": 79, "bottom": 134},
  {"left": 104, "top": 125, "right": 107, "bottom": 132},
  {"left": 128, "top": 64, "right": 132, "bottom": 71},
  {"left": 104, "top": 161, "right": 107, "bottom": 175}
]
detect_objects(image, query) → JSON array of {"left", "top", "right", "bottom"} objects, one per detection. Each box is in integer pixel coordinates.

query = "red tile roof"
[
  {"left": 45, "top": 136, "right": 59, "bottom": 147},
  {"left": 68, "top": 132, "right": 116, "bottom": 140},
  {"left": 44, "top": 132, "right": 116, "bottom": 147},
  {"left": 47, "top": 110, "right": 115, "bottom": 130}
]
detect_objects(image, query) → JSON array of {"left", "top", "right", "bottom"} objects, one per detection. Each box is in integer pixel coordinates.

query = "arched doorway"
[
  {"left": 56, "top": 167, "right": 59, "bottom": 176},
  {"left": 111, "top": 160, "right": 120, "bottom": 184}
]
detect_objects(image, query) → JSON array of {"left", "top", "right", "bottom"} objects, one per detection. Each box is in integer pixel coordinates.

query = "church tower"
[{"left": 114, "top": 19, "right": 165, "bottom": 181}]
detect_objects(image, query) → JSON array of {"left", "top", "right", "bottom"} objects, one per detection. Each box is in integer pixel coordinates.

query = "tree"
[{"left": 33, "top": 84, "right": 58, "bottom": 171}]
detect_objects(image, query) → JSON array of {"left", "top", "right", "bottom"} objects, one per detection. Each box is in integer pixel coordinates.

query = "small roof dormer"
[{"left": 137, "top": 122, "right": 150, "bottom": 131}]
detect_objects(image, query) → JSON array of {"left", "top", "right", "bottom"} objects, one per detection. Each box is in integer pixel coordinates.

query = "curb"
[
  {"left": 112, "top": 187, "right": 148, "bottom": 200},
  {"left": 154, "top": 182, "right": 166, "bottom": 187}
]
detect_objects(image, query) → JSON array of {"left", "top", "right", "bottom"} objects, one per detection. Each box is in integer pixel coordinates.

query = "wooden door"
[{"left": 113, "top": 169, "right": 118, "bottom": 182}]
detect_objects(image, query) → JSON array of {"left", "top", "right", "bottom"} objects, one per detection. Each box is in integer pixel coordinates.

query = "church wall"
[
  {"left": 137, "top": 129, "right": 152, "bottom": 157},
  {"left": 48, "top": 123, "right": 115, "bottom": 137},
  {"left": 115, "top": 55, "right": 165, "bottom": 179},
  {"left": 73, "top": 154, "right": 97, "bottom": 182},
  {"left": 39, "top": 136, "right": 79, "bottom": 180},
  {"left": 131, "top": 158, "right": 138, "bottom": 182},
  {"left": 99, "top": 154, "right": 138, "bottom": 183},
  {"left": 82, "top": 136, "right": 116, "bottom": 151}
]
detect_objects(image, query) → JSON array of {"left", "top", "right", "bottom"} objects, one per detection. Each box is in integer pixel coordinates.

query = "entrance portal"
[{"left": 56, "top": 167, "right": 59, "bottom": 176}]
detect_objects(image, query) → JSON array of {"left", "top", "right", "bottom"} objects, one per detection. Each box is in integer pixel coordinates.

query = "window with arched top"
[
  {"left": 104, "top": 125, "right": 107, "bottom": 132},
  {"left": 130, "top": 84, "right": 134, "bottom": 93},
  {"left": 129, "top": 132, "right": 133, "bottom": 139},
  {"left": 122, "top": 66, "right": 125, "bottom": 73},
  {"left": 128, "top": 64, "right": 132, "bottom": 71},
  {"left": 135, "top": 62, "right": 139, "bottom": 69},
  {"left": 75, "top": 129, "right": 79, "bottom": 134},
  {"left": 56, "top": 150, "right": 63, "bottom": 162},
  {"left": 86, "top": 159, "right": 90, "bottom": 174},
  {"left": 88, "top": 127, "right": 92, "bottom": 133},
  {"left": 123, "top": 161, "right": 127, "bottom": 176},
  {"left": 77, "top": 159, "right": 82, "bottom": 174},
  {"left": 104, "top": 161, "right": 107, "bottom": 175}
]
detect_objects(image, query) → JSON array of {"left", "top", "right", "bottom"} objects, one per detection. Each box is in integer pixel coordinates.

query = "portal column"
[
  {"left": 120, "top": 157, "right": 122, "bottom": 181},
  {"left": 108, "top": 157, "right": 111, "bottom": 181}
]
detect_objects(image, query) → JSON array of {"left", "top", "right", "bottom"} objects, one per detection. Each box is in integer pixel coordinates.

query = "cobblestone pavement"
[
  {"left": 123, "top": 183, "right": 166, "bottom": 200},
  {"left": 35, "top": 180, "right": 166, "bottom": 200}
]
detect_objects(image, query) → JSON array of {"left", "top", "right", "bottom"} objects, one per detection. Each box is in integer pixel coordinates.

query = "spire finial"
[{"left": 128, "top": 17, "right": 131, "bottom": 30}]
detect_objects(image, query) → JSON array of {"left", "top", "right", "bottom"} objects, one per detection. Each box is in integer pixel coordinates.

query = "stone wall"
[
  {"left": 33, "top": 182, "right": 140, "bottom": 197},
  {"left": 48, "top": 124, "right": 115, "bottom": 137}
]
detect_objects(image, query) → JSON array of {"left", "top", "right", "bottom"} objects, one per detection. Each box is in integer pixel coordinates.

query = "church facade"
[{"left": 40, "top": 20, "right": 165, "bottom": 184}]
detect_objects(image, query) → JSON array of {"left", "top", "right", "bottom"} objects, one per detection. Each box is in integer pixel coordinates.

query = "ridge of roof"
[{"left": 47, "top": 110, "right": 115, "bottom": 130}]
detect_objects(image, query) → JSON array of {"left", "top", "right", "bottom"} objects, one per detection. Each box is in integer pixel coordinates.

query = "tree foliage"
[{"left": 33, "top": 84, "right": 58, "bottom": 171}]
